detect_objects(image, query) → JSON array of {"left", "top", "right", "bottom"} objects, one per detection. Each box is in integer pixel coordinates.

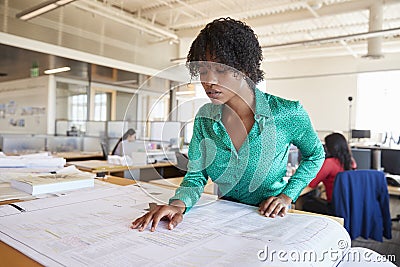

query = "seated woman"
[
  {"left": 302, "top": 132, "right": 357, "bottom": 215},
  {"left": 111, "top": 129, "right": 136, "bottom": 156}
]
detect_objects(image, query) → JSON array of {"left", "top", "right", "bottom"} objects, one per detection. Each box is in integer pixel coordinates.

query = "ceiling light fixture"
[
  {"left": 44, "top": 66, "right": 71, "bottom": 74},
  {"left": 16, "top": 0, "right": 76, "bottom": 21},
  {"left": 307, "top": 0, "right": 323, "bottom": 10},
  {"left": 113, "top": 80, "right": 138, "bottom": 85},
  {"left": 176, "top": 91, "right": 196, "bottom": 96},
  {"left": 261, "top": 27, "right": 400, "bottom": 50},
  {"left": 73, "top": 0, "right": 178, "bottom": 40}
]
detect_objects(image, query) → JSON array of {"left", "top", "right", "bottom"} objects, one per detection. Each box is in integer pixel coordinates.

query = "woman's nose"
[{"left": 202, "top": 70, "right": 218, "bottom": 85}]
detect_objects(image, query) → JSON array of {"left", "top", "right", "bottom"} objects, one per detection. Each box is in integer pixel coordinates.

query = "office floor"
[{"left": 351, "top": 195, "right": 400, "bottom": 266}]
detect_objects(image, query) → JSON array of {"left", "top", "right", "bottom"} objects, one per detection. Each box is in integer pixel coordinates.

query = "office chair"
[
  {"left": 386, "top": 175, "right": 400, "bottom": 222},
  {"left": 100, "top": 142, "right": 109, "bottom": 160},
  {"left": 392, "top": 215, "right": 400, "bottom": 222},
  {"left": 175, "top": 151, "right": 188, "bottom": 176},
  {"left": 331, "top": 170, "right": 392, "bottom": 241}
]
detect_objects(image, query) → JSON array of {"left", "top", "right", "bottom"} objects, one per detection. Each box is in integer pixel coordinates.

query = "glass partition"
[
  {"left": 47, "top": 136, "right": 81, "bottom": 152},
  {"left": 1, "top": 134, "right": 46, "bottom": 154},
  {"left": 53, "top": 120, "right": 191, "bottom": 153},
  {"left": 107, "top": 121, "right": 128, "bottom": 138},
  {"left": 82, "top": 137, "right": 103, "bottom": 153},
  {"left": 86, "top": 121, "right": 106, "bottom": 137}
]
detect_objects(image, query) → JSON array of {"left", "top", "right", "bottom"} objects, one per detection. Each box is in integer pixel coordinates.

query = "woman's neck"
[{"left": 225, "top": 86, "right": 255, "bottom": 120}]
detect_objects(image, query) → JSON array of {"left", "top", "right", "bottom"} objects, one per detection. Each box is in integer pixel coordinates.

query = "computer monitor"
[
  {"left": 351, "top": 148, "right": 371, "bottom": 170},
  {"left": 381, "top": 149, "right": 400, "bottom": 175},
  {"left": 351, "top": 129, "right": 371, "bottom": 139},
  {"left": 122, "top": 141, "right": 147, "bottom": 155}
]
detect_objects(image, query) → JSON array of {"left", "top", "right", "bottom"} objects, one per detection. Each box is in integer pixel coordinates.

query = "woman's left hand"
[{"left": 259, "top": 194, "right": 292, "bottom": 218}]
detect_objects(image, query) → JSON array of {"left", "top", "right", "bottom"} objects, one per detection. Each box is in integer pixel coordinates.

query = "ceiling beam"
[
  {"left": 176, "top": 0, "right": 399, "bottom": 36},
  {"left": 170, "top": 27, "right": 400, "bottom": 63},
  {"left": 0, "top": 32, "right": 164, "bottom": 79},
  {"left": 16, "top": 0, "right": 76, "bottom": 21},
  {"left": 73, "top": 0, "right": 178, "bottom": 40},
  {"left": 261, "top": 27, "right": 400, "bottom": 50}
]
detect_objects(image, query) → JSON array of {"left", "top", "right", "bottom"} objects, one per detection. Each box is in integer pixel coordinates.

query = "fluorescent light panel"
[
  {"left": 44, "top": 66, "right": 71, "bottom": 74},
  {"left": 56, "top": 0, "right": 76, "bottom": 4},
  {"left": 113, "top": 79, "right": 138, "bottom": 85},
  {"left": 16, "top": 0, "right": 76, "bottom": 21},
  {"left": 176, "top": 91, "right": 196, "bottom": 95}
]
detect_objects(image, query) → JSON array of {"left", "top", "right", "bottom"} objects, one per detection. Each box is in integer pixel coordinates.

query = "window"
[
  {"left": 90, "top": 88, "right": 115, "bottom": 121},
  {"left": 357, "top": 70, "right": 400, "bottom": 133},
  {"left": 93, "top": 93, "right": 107, "bottom": 121},
  {"left": 69, "top": 94, "right": 87, "bottom": 130},
  {"left": 147, "top": 95, "right": 168, "bottom": 121}
]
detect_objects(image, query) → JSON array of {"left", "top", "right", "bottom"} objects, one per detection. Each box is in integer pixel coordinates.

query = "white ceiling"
[
  {"left": 69, "top": 0, "right": 400, "bottom": 61},
  {"left": 3, "top": 0, "right": 400, "bottom": 69}
]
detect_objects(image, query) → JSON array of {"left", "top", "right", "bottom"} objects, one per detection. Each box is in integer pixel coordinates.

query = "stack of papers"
[
  {"left": 0, "top": 152, "right": 66, "bottom": 168},
  {"left": 107, "top": 155, "right": 133, "bottom": 165}
]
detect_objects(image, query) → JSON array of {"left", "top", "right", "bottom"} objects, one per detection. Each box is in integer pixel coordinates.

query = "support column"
[{"left": 366, "top": 1, "right": 383, "bottom": 58}]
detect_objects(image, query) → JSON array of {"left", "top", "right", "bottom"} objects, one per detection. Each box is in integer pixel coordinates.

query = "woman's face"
[
  {"left": 127, "top": 134, "right": 136, "bottom": 142},
  {"left": 198, "top": 58, "right": 248, "bottom": 105}
]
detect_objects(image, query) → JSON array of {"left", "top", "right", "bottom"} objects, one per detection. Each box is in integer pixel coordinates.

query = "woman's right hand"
[{"left": 131, "top": 200, "right": 185, "bottom": 232}]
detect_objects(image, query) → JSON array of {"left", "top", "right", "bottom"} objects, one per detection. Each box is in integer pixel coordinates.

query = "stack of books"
[{"left": 10, "top": 172, "right": 95, "bottom": 195}]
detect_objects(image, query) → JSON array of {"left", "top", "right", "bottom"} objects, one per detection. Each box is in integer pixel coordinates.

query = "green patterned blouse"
[{"left": 170, "top": 88, "right": 325, "bottom": 212}]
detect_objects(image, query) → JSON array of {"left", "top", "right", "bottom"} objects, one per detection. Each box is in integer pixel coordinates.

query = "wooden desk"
[
  {"left": 0, "top": 240, "right": 42, "bottom": 267},
  {"left": 0, "top": 176, "right": 133, "bottom": 267},
  {"left": 99, "top": 175, "right": 137, "bottom": 186},
  {"left": 67, "top": 160, "right": 176, "bottom": 179},
  {"left": 52, "top": 152, "right": 104, "bottom": 161},
  {"left": 388, "top": 185, "right": 400, "bottom": 196},
  {"left": 67, "top": 160, "right": 130, "bottom": 173},
  {"left": 1, "top": 175, "right": 347, "bottom": 266},
  {"left": 149, "top": 177, "right": 216, "bottom": 195},
  {"left": 288, "top": 209, "right": 344, "bottom": 226}
]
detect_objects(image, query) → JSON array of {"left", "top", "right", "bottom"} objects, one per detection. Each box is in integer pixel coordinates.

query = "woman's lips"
[{"left": 206, "top": 90, "right": 222, "bottom": 99}]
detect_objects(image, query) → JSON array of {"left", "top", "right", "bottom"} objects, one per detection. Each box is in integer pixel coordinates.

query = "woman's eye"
[
  {"left": 216, "top": 68, "right": 227, "bottom": 73},
  {"left": 199, "top": 68, "right": 207, "bottom": 75}
]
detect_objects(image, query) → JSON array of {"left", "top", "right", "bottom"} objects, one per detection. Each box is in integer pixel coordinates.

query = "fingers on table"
[{"left": 259, "top": 197, "right": 287, "bottom": 218}]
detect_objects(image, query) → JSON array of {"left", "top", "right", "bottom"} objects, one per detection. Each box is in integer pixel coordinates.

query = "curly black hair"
[{"left": 186, "top": 17, "right": 264, "bottom": 86}]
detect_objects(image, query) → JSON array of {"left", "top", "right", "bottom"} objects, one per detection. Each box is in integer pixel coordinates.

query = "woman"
[
  {"left": 111, "top": 128, "right": 136, "bottom": 156},
  {"left": 303, "top": 132, "right": 357, "bottom": 215},
  {"left": 132, "top": 18, "right": 325, "bottom": 232}
]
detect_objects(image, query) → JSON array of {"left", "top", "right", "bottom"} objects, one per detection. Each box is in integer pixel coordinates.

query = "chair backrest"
[
  {"left": 100, "top": 142, "right": 109, "bottom": 160},
  {"left": 331, "top": 170, "right": 391, "bottom": 241},
  {"left": 175, "top": 151, "right": 188, "bottom": 172}
]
